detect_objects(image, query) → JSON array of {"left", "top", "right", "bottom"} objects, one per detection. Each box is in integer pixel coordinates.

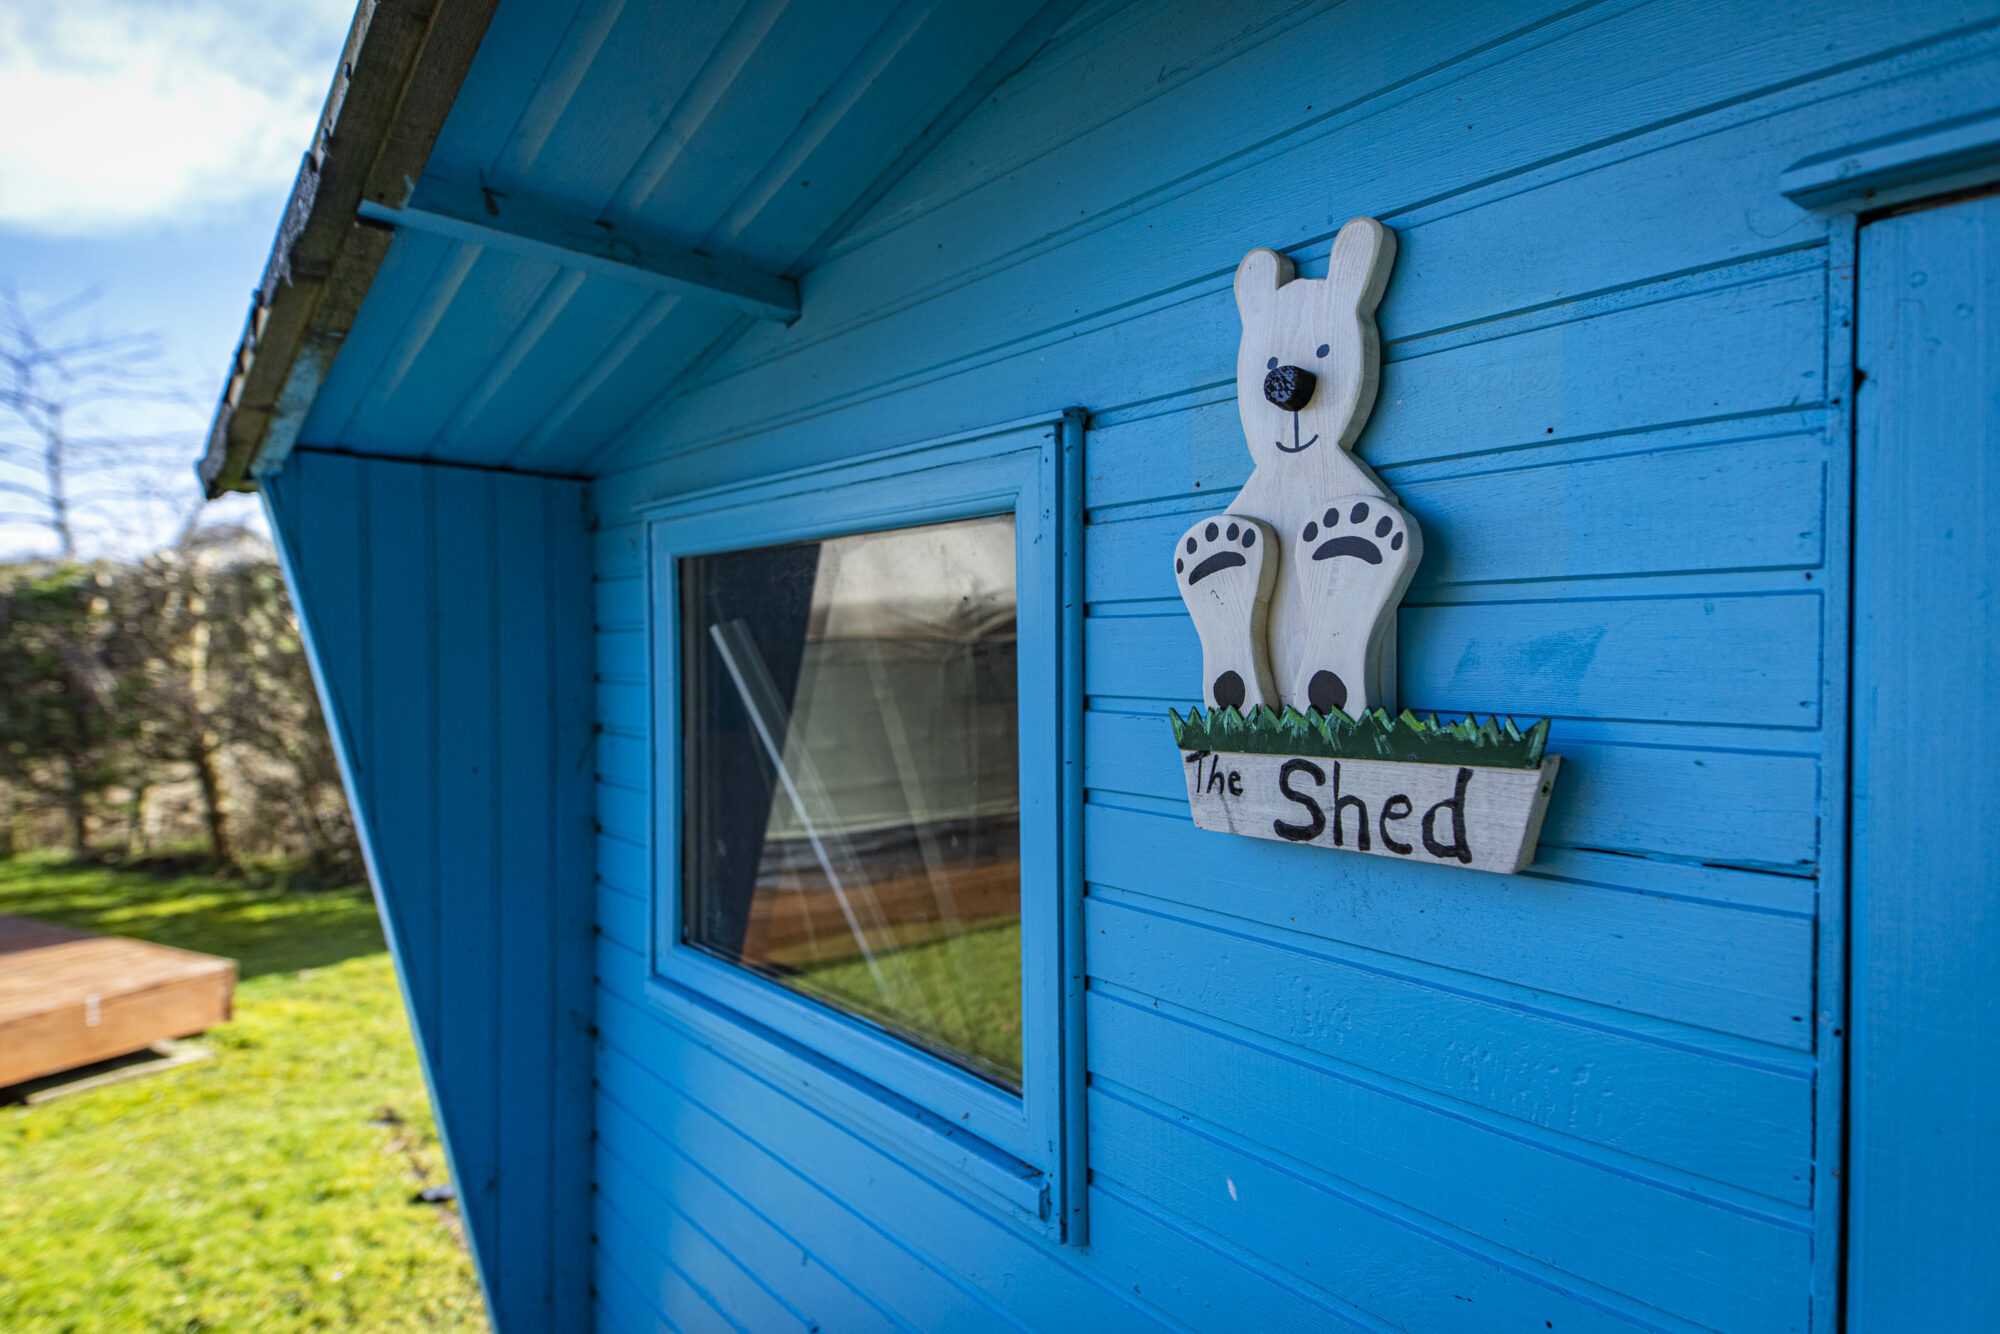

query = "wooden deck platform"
[{"left": 0, "top": 915, "right": 236, "bottom": 1088}]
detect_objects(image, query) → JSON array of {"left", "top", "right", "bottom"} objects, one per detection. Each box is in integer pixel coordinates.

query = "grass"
[
  {"left": 1169, "top": 704, "right": 1551, "bottom": 769},
  {"left": 790, "top": 918, "right": 1023, "bottom": 1090},
  {"left": 0, "top": 856, "right": 489, "bottom": 1332}
]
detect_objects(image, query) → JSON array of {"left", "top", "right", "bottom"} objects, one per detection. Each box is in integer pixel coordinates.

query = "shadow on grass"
[{"left": 0, "top": 857, "right": 385, "bottom": 980}]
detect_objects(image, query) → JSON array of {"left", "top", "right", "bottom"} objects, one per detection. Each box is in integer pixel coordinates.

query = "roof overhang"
[
  {"left": 201, "top": 0, "right": 1079, "bottom": 494},
  {"left": 198, "top": 0, "right": 498, "bottom": 496}
]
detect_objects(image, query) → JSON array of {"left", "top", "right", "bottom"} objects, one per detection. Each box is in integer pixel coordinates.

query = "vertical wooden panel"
[
  {"left": 1849, "top": 191, "right": 2000, "bottom": 1330},
  {"left": 265, "top": 450, "right": 595, "bottom": 1334},
  {"left": 366, "top": 464, "right": 441, "bottom": 1047},
  {"left": 547, "top": 476, "right": 599, "bottom": 1320},
  {"left": 494, "top": 469, "right": 558, "bottom": 1316},
  {"left": 432, "top": 470, "right": 502, "bottom": 1293}
]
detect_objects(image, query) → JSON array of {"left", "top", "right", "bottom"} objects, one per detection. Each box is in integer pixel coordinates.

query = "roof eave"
[{"left": 198, "top": 0, "right": 497, "bottom": 497}]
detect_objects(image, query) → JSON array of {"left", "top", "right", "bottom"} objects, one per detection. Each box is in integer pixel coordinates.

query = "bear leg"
[
  {"left": 1287, "top": 494, "right": 1421, "bottom": 716},
  {"left": 1173, "top": 514, "right": 1278, "bottom": 713}
]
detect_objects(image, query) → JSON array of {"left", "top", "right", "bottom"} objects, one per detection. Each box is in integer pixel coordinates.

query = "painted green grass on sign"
[
  {"left": 1170, "top": 705, "right": 1551, "bottom": 770},
  {"left": 0, "top": 858, "right": 487, "bottom": 1333}
]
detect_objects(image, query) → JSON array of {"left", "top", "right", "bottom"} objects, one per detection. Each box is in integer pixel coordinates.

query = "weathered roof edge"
[{"left": 198, "top": 0, "right": 498, "bottom": 497}]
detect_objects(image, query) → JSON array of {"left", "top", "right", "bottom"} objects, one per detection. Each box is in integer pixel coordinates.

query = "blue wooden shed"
[{"left": 202, "top": 1, "right": 2000, "bottom": 1329}]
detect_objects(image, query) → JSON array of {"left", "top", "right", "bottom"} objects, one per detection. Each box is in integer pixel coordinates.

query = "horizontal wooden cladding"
[
  {"left": 1089, "top": 994, "right": 1810, "bottom": 1334},
  {"left": 596, "top": 232, "right": 1828, "bottom": 516},
  {"left": 596, "top": 781, "right": 648, "bottom": 847},
  {"left": 674, "top": 0, "right": 1963, "bottom": 447},
  {"left": 828, "top": 0, "right": 2000, "bottom": 339},
  {"left": 592, "top": 1021, "right": 1012, "bottom": 1332},
  {"left": 1088, "top": 430, "right": 1829, "bottom": 601},
  {"left": 592, "top": 1097, "right": 898, "bottom": 1333},
  {"left": 596, "top": 628, "right": 645, "bottom": 684},
  {"left": 1085, "top": 802, "right": 1813, "bottom": 1050},
  {"left": 1090, "top": 1094, "right": 1699, "bottom": 1334},
  {"left": 1087, "top": 893, "right": 1811, "bottom": 1203},
  {"left": 1088, "top": 590, "right": 1824, "bottom": 730},
  {"left": 595, "top": 574, "right": 642, "bottom": 632},
  {"left": 591, "top": 970, "right": 1158, "bottom": 1332},
  {"left": 1086, "top": 708, "right": 1819, "bottom": 871},
  {"left": 594, "top": 1156, "right": 814, "bottom": 1334},
  {"left": 596, "top": 524, "right": 645, "bottom": 577},
  {"left": 595, "top": 731, "right": 649, "bottom": 792}
]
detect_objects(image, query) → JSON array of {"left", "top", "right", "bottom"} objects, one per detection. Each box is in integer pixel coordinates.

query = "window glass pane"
[{"left": 680, "top": 515, "right": 1021, "bottom": 1088}]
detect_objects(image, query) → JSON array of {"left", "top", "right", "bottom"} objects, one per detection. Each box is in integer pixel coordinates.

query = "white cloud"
[{"left": 0, "top": 0, "right": 355, "bottom": 236}]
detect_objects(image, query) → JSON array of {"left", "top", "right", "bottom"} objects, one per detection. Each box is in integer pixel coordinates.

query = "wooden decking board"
[{"left": 0, "top": 915, "right": 236, "bottom": 1088}]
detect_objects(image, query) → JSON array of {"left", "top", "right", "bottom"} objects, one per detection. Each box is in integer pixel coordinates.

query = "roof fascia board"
[
  {"left": 358, "top": 178, "right": 801, "bottom": 322},
  {"left": 200, "top": 0, "right": 500, "bottom": 496}
]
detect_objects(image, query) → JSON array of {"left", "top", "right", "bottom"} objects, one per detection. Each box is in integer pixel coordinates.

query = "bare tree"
[{"left": 0, "top": 285, "right": 186, "bottom": 560}]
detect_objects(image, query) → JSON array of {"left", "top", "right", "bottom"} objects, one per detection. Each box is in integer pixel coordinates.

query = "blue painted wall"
[
  {"left": 264, "top": 449, "right": 596, "bottom": 1334},
  {"left": 262, "top": 0, "right": 2000, "bottom": 1327},
  {"left": 582, "top": 4, "right": 2000, "bottom": 1331},
  {"left": 1848, "top": 192, "right": 2000, "bottom": 1330}
]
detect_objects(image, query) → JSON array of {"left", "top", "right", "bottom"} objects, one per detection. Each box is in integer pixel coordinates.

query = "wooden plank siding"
[
  {"left": 264, "top": 449, "right": 595, "bottom": 1334},
  {"left": 559, "top": 2, "right": 2000, "bottom": 1330}
]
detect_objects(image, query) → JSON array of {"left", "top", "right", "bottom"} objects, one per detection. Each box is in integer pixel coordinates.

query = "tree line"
[
  {"left": 0, "top": 538, "right": 358, "bottom": 872},
  {"left": 0, "top": 285, "right": 357, "bottom": 872}
]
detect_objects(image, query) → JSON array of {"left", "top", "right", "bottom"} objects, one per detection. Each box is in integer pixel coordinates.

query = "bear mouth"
[{"left": 1274, "top": 414, "right": 1318, "bottom": 454}]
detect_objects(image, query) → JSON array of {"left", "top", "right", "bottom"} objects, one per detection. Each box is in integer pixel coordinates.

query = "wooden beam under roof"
[{"left": 358, "top": 179, "right": 801, "bottom": 323}]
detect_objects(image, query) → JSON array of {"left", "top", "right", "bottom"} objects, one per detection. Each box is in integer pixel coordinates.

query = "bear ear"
[
  {"left": 1234, "top": 247, "right": 1294, "bottom": 316},
  {"left": 1323, "top": 217, "right": 1396, "bottom": 316}
]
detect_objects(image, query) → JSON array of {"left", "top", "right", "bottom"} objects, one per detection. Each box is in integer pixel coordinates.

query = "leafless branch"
[{"left": 0, "top": 281, "right": 193, "bottom": 558}]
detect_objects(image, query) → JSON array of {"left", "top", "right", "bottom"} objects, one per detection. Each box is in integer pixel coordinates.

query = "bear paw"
[
  {"left": 1174, "top": 514, "right": 1278, "bottom": 713},
  {"left": 1289, "top": 495, "right": 1420, "bottom": 715}
]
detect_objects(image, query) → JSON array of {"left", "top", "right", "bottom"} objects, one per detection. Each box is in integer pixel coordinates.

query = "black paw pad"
[
  {"left": 1308, "top": 670, "right": 1347, "bottom": 715},
  {"left": 1213, "top": 671, "right": 1247, "bottom": 711},
  {"left": 1307, "top": 504, "right": 1404, "bottom": 566},
  {"left": 1183, "top": 517, "right": 1258, "bottom": 585}
]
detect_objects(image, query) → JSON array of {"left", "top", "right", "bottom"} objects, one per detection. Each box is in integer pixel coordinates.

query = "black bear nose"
[{"left": 1263, "top": 364, "right": 1316, "bottom": 411}]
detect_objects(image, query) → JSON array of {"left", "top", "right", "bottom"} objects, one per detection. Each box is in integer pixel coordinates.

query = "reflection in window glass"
[{"left": 679, "top": 516, "right": 1021, "bottom": 1088}]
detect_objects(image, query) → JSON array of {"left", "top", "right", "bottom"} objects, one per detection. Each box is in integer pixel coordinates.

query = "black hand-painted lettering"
[
  {"left": 1330, "top": 761, "right": 1369, "bottom": 851},
  {"left": 1206, "top": 757, "right": 1227, "bottom": 793},
  {"left": 1378, "top": 793, "right": 1413, "bottom": 855},
  {"left": 1421, "top": 767, "right": 1475, "bottom": 864},
  {"left": 1273, "top": 759, "right": 1326, "bottom": 842},
  {"left": 1227, "top": 770, "right": 1243, "bottom": 796}
]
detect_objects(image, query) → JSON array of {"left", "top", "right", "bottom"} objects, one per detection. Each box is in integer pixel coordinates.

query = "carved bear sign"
[{"left": 1173, "top": 218, "right": 1420, "bottom": 718}]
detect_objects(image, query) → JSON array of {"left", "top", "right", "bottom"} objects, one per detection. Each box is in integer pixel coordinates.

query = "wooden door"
[{"left": 1849, "top": 189, "right": 2000, "bottom": 1329}]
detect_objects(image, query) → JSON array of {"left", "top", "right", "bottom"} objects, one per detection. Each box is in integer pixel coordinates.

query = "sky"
[{"left": 0, "top": 0, "right": 356, "bottom": 560}]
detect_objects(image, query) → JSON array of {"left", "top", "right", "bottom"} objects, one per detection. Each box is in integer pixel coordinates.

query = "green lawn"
[
  {"left": 793, "top": 918, "right": 1024, "bottom": 1088},
  {"left": 0, "top": 858, "right": 489, "bottom": 1332}
]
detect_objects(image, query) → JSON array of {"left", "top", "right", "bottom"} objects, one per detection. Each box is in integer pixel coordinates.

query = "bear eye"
[
  {"left": 1266, "top": 356, "right": 1278, "bottom": 371},
  {"left": 1316, "top": 343, "right": 1330, "bottom": 358}
]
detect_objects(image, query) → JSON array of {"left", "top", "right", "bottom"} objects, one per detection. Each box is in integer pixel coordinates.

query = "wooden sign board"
[
  {"left": 1181, "top": 750, "right": 1561, "bottom": 875},
  {"left": 1168, "top": 219, "right": 1561, "bottom": 874}
]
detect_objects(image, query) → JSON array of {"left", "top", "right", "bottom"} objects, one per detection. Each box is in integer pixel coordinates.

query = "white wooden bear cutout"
[{"left": 1174, "top": 218, "right": 1420, "bottom": 718}]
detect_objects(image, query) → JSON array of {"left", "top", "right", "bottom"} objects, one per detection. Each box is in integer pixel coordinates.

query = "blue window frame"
[{"left": 643, "top": 412, "right": 1085, "bottom": 1238}]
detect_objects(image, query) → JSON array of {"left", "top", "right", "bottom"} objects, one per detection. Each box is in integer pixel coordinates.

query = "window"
[
  {"left": 679, "top": 516, "right": 1024, "bottom": 1088},
  {"left": 645, "top": 415, "right": 1083, "bottom": 1237}
]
